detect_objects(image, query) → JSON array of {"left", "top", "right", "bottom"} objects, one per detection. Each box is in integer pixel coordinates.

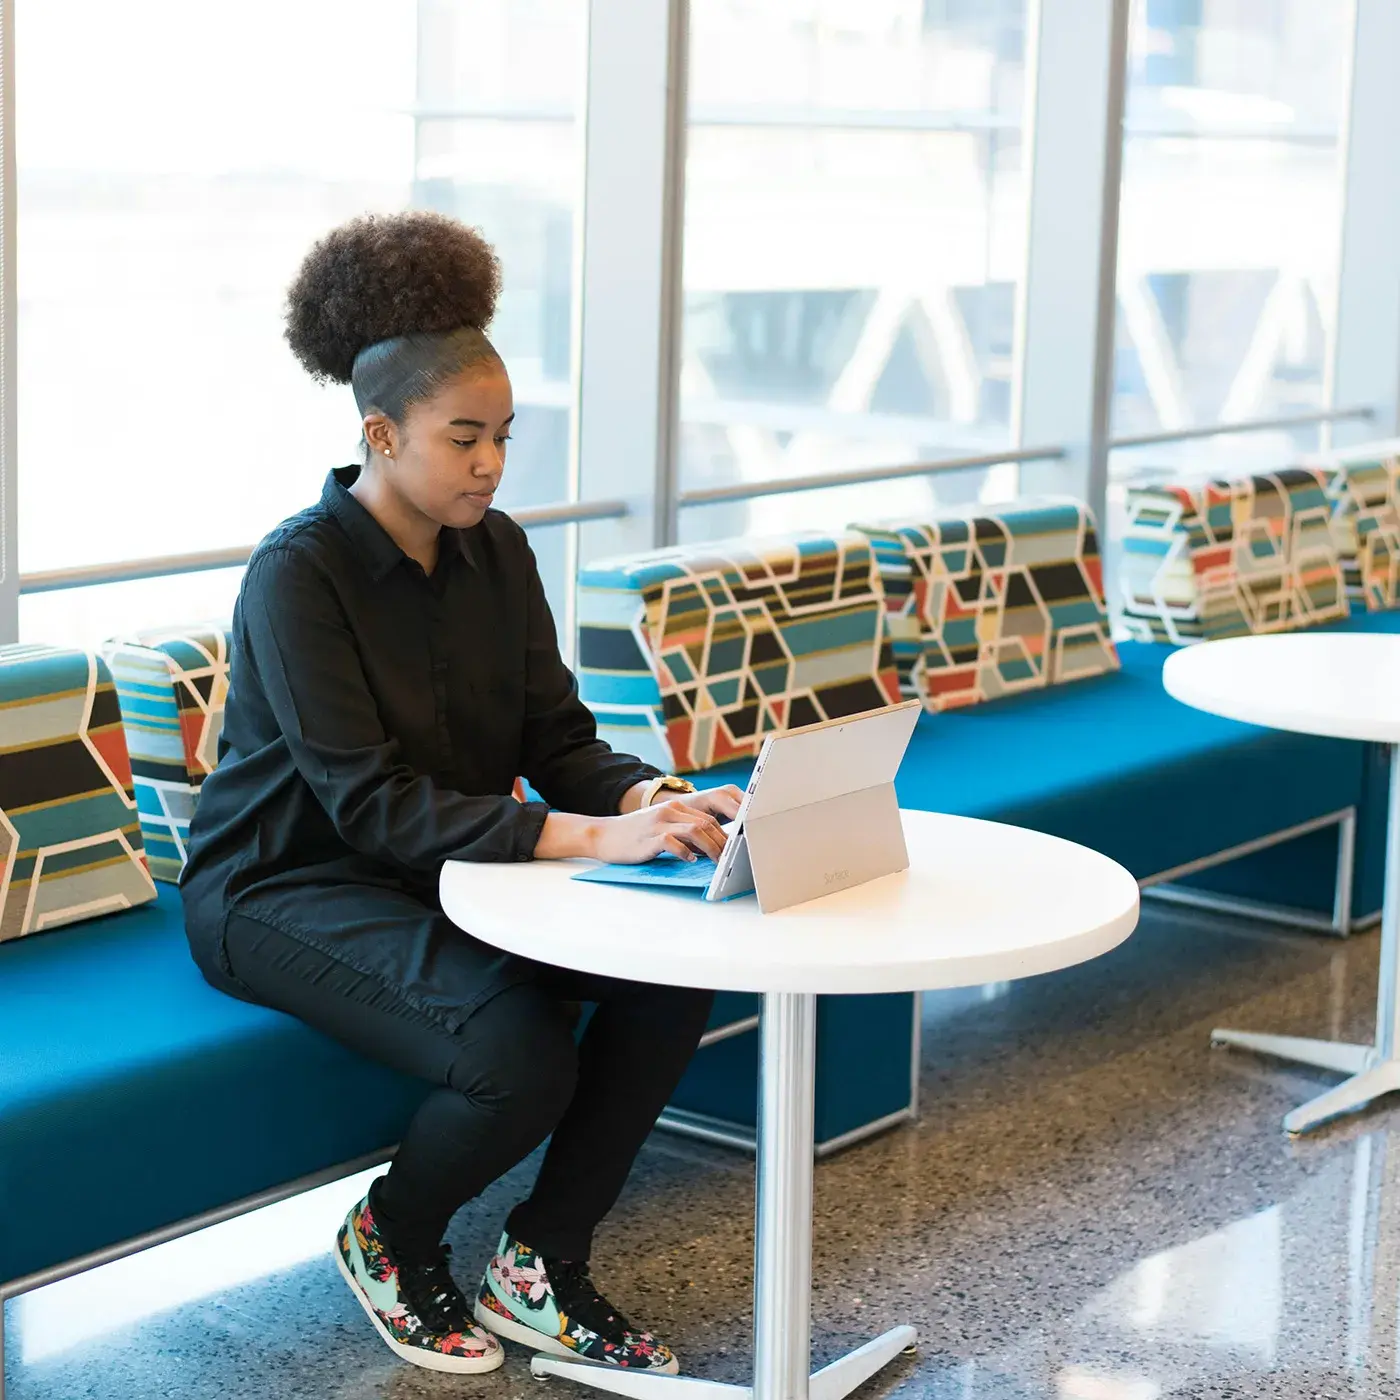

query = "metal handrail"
[
  {"left": 1109, "top": 406, "right": 1374, "bottom": 452},
  {"left": 21, "top": 547, "right": 257, "bottom": 595},
  {"left": 25, "top": 403, "right": 1377, "bottom": 591},
  {"left": 513, "top": 497, "right": 629, "bottom": 528},
  {"left": 405, "top": 100, "right": 1340, "bottom": 145},
  {"left": 18, "top": 498, "right": 630, "bottom": 595},
  {"left": 677, "top": 443, "right": 1065, "bottom": 508}
]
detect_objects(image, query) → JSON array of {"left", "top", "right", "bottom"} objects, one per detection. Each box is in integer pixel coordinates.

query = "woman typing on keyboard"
[{"left": 180, "top": 212, "right": 742, "bottom": 1378}]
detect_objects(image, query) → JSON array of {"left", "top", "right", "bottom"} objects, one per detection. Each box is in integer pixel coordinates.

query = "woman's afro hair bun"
[{"left": 284, "top": 211, "right": 501, "bottom": 385}]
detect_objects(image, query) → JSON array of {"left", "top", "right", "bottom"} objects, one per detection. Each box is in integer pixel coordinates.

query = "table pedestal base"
[
  {"left": 1208, "top": 1031, "right": 1400, "bottom": 1134},
  {"left": 1211, "top": 743, "right": 1400, "bottom": 1136},
  {"left": 530, "top": 992, "right": 916, "bottom": 1400},
  {"left": 530, "top": 1326, "right": 918, "bottom": 1400}
]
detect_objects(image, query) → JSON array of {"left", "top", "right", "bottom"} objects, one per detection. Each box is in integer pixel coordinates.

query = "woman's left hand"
[{"left": 660, "top": 784, "right": 744, "bottom": 823}]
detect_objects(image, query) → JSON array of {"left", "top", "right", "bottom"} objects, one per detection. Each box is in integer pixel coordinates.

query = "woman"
[{"left": 181, "top": 211, "right": 741, "bottom": 1377}]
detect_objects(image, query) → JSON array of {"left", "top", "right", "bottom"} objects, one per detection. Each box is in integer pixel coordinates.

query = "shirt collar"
[{"left": 323, "top": 466, "right": 479, "bottom": 581}]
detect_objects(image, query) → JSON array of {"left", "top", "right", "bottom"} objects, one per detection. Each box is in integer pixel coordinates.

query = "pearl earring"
[{"left": 383, "top": 449, "right": 391, "bottom": 457}]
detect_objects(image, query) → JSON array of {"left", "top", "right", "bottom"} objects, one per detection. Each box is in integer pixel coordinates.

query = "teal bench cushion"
[
  {"left": 0, "top": 895, "right": 859, "bottom": 1285},
  {"left": 696, "top": 639, "right": 1366, "bottom": 883},
  {"left": 0, "top": 886, "right": 430, "bottom": 1285}
]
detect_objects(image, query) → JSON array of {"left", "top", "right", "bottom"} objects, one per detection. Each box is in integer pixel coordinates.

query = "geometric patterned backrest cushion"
[
  {"left": 1324, "top": 453, "right": 1400, "bottom": 612},
  {"left": 1119, "top": 467, "right": 1349, "bottom": 645},
  {"left": 852, "top": 497, "right": 1120, "bottom": 712},
  {"left": 103, "top": 624, "right": 232, "bottom": 882},
  {"left": 0, "top": 643, "right": 155, "bottom": 943},
  {"left": 576, "top": 531, "right": 901, "bottom": 775}
]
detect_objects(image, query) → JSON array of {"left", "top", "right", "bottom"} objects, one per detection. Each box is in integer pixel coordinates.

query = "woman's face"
[{"left": 364, "top": 365, "right": 514, "bottom": 530}]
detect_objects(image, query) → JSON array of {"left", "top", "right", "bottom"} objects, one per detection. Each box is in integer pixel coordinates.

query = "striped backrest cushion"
[
  {"left": 1324, "top": 454, "right": 1400, "bottom": 612},
  {"left": 577, "top": 532, "right": 900, "bottom": 774},
  {"left": 105, "top": 625, "right": 231, "bottom": 882},
  {"left": 1120, "top": 468, "right": 1348, "bottom": 644},
  {"left": 0, "top": 644, "right": 155, "bottom": 942},
  {"left": 853, "top": 498, "right": 1119, "bottom": 711}
]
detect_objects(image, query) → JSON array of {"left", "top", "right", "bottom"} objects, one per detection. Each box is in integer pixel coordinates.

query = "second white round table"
[
  {"left": 441, "top": 808, "right": 1139, "bottom": 1400},
  {"left": 1164, "top": 632, "right": 1400, "bottom": 1134}
]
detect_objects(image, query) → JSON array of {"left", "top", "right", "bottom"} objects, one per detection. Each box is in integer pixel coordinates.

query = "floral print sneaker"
[
  {"left": 474, "top": 1232, "right": 679, "bottom": 1372},
  {"left": 335, "top": 1189, "right": 503, "bottom": 1374}
]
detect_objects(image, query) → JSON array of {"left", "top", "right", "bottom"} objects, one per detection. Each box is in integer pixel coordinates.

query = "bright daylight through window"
[
  {"left": 17, "top": 0, "right": 581, "bottom": 644},
  {"left": 681, "top": 0, "right": 1029, "bottom": 541}
]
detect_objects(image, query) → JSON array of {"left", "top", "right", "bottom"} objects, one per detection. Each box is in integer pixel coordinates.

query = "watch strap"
[{"left": 642, "top": 774, "right": 697, "bottom": 807}]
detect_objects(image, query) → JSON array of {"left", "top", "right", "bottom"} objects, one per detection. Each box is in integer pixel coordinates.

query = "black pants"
[{"left": 223, "top": 913, "right": 713, "bottom": 1264}]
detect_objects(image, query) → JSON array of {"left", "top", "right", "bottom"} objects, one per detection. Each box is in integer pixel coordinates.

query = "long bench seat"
[
  {"left": 663, "top": 635, "right": 1373, "bottom": 1137},
  {"left": 2, "top": 635, "right": 1382, "bottom": 1294},
  {"left": 9, "top": 477, "right": 1400, "bottom": 1375}
]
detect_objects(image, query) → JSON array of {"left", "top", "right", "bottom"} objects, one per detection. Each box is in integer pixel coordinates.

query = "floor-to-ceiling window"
[
  {"left": 1101, "top": 0, "right": 1355, "bottom": 611},
  {"left": 678, "top": 0, "right": 1030, "bottom": 543},
  {"left": 1113, "top": 0, "right": 1350, "bottom": 444},
  {"left": 17, "top": 0, "right": 582, "bottom": 643},
  {"left": 6, "top": 1, "right": 1381, "bottom": 643}
]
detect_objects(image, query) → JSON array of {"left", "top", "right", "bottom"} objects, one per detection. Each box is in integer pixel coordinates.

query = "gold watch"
[{"left": 642, "top": 774, "right": 697, "bottom": 807}]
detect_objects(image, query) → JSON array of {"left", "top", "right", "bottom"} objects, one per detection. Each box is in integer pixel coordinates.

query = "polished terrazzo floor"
[{"left": 9, "top": 899, "right": 1400, "bottom": 1399}]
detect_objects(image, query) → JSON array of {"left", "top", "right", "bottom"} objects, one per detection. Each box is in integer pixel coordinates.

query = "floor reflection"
[
  {"left": 14, "top": 1166, "right": 384, "bottom": 1363},
  {"left": 927, "top": 1124, "right": 1400, "bottom": 1397},
  {"left": 1087, "top": 1203, "right": 1283, "bottom": 1360}
]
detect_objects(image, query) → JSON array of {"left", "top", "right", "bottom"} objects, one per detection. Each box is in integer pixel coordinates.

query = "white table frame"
[
  {"left": 532, "top": 992, "right": 916, "bottom": 1400},
  {"left": 439, "top": 809, "right": 1137, "bottom": 1400},
  {"left": 1210, "top": 744, "right": 1400, "bottom": 1136},
  {"left": 1162, "top": 634, "right": 1400, "bottom": 1136}
]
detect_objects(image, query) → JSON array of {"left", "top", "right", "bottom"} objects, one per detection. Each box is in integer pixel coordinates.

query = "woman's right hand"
[
  {"left": 536, "top": 801, "right": 727, "bottom": 865},
  {"left": 591, "top": 799, "right": 727, "bottom": 865}
]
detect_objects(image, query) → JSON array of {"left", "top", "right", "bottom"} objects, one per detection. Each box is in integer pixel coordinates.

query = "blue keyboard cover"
[{"left": 571, "top": 853, "right": 718, "bottom": 891}]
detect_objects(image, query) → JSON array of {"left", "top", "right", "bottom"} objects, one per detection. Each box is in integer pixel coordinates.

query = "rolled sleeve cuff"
[
  {"left": 513, "top": 800, "right": 552, "bottom": 861},
  {"left": 605, "top": 765, "right": 665, "bottom": 815}
]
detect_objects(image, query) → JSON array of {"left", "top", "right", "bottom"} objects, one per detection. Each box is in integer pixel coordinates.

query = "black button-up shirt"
[{"left": 181, "top": 467, "right": 659, "bottom": 1004}]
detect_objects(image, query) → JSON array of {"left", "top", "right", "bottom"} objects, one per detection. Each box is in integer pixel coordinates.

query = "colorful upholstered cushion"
[
  {"left": 1324, "top": 452, "right": 1400, "bottom": 611},
  {"left": 852, "top": 498, "right": 1119, "bottom": 712},
  {"left": 576, "top": 532, "right": 900, "bottom": 774},
  {"left": 104, "top": 625, "right": 231, "bottom": 881},
  {"left": 1119, "top": 468, "right": 1348, "bottom": 644},
  {"left": 0, "top": 644, "right": 154, "bottom": 942}
]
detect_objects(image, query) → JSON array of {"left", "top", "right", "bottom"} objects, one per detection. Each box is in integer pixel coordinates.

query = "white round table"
[
  {"left": 1164, "top": 633, "right": 1400, "bottom": 1135},
  {"left": 441, "top": 808, "right": 1139, "bottom": 1400}
]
